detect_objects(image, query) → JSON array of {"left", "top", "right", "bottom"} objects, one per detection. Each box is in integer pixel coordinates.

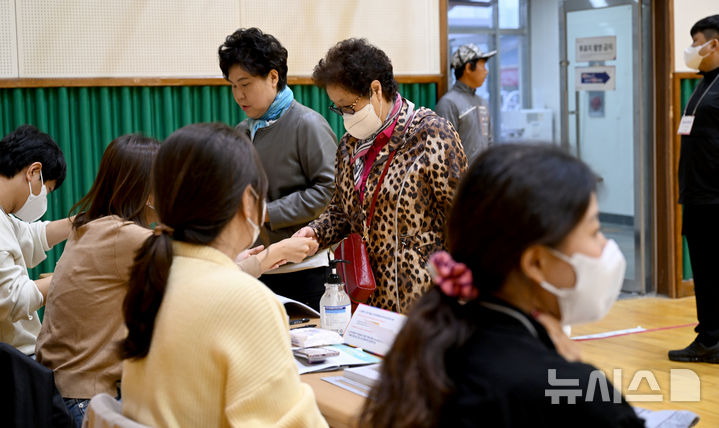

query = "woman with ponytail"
[
  {"left": 120, "top": 123, "right": 327, "bottom": 427},
  {"left": 360, "top": 144, "right": 645, "bottom": 427}
]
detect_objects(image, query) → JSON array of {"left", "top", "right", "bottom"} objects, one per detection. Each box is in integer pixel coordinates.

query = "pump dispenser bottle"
[{"left": 320, "top": 260, "right": 351, "bottom": 335}]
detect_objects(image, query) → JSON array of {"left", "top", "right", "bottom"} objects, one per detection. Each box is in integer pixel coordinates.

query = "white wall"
[
  {"left": 13, "top": 0, "right": 241, "bottom": 78},
  {"left": 241, "top": 0, "right": 439, "bottom": 76},
  {"left": 529, "top": 0, "right": 561, "bottom": 144},
  {"left": 0, "top": 0, "right": 18, "bottom": 78},
  {"left": 674, "top": 0, "right": 719, "bottom": 71},
  {"left": 1, "top": 0, "right": 440, "bottom": 79}
]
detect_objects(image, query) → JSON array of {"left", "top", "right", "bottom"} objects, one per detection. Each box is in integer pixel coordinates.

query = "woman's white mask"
[
  {"left": 342, "top": 92, "right": 383, "bottom": 140},
  {"left": 246, "top": 187, "right": 266, "bottom": 245},
  {"left": 539, "top": 239, "right": 626, "bottom": 326}
]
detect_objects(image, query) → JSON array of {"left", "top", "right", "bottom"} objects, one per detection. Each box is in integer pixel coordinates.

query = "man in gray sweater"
[
  {"left": 219, "top": 28, "right": 336, "bottom": 310},
  {"left": 435, "top": 44, "right": 496, "bottom": 165}
]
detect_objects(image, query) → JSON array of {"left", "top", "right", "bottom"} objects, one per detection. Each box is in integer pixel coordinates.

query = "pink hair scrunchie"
[{"left": 428, "top": 251, "right": 478, "bottom": 301}]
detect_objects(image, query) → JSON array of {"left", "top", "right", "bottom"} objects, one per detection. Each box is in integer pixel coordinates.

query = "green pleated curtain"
[
  {"left": 0, "top": 82, "right": 437, "bottom": 279},
  {"left": 679, "top": 78, "right": 700, "bottom": 280}
]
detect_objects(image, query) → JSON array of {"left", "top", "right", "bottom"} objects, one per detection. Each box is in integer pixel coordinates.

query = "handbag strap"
[
  {"left": 366, "top": 150, "right": 396, "bottom": 228},
  {"left": 366, "top": 105, "right": 417, "bottom": 229}
]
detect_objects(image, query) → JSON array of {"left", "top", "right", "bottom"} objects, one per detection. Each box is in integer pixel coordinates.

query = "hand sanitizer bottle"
[{"left": 320, "top": 260, "right": 352, "bottom": 335}]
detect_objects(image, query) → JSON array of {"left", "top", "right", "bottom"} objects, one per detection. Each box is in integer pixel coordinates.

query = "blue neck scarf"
[{"left": 248, "top": 86, "right": 294, "bottom": 139}]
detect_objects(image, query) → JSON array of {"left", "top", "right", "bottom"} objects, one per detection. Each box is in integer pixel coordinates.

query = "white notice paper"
[
  {"left": 342, "top": 304, "right": 406, "bottom": 356},
  {"left": 576, "top": 36, "right": 617, "bottom": 62}
]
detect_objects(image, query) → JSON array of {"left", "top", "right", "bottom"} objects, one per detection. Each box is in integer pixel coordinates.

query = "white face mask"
[
  {"left": 14, "top": 171, "right": 48, "bottom": 223},
  {"left": 342, "top": 93, "right": 383, "bottom": 140},
  {"left": 684, "top": 40, "right": 713, "bottom": 70},
  {"left": 246, "top": 188, "right": 266, "bottom": 245},
  {"left": 539, "top": 239, "right": 626, "bottom": 326}
]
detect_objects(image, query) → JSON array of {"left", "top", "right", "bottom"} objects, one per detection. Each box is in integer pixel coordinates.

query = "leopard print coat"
[{"left": 309, "top": 99, "right": 467, "bottom": 313}]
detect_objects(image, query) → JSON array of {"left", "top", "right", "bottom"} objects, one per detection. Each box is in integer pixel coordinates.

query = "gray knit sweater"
[{"left": 237, "top": 100, "right": 337, "bottom": 244}]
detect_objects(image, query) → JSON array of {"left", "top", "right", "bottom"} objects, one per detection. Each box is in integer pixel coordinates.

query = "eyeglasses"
[{"left": 329, "top": 95, "right": 362, "bottom": 116}]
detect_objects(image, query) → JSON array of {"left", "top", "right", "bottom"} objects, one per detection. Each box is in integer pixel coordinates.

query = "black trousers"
[
  {"left": 259, "top": 266, "right": 328, "bottom": 312},
  {"left": 683, "top": 204, "right": 719, "bottom": 345}
]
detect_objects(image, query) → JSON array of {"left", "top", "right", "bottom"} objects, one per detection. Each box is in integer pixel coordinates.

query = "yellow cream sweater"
[{"left": 121, "top": 242, "right": 327, "bottom": 428}]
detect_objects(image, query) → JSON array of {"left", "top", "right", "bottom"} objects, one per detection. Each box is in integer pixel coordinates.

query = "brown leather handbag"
[{"left": 334, "top": 150, "right": 398, "bottom": 305}]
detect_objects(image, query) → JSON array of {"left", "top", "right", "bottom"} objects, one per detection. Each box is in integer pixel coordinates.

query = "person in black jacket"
[
  {"left": 670, "top": 15, "right": 719, "bottom": 363},
  {"left": 360, "top": 144, "right": 645, "bottom": 428},
  {"left": 0, "top": 342, "right": 72, "bottom": 428}
]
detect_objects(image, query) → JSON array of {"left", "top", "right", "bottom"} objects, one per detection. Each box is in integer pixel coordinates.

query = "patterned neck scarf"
[
  {"left": 351, "top": 94, "right": 403, "bottom": 189},
  {"left": 247, "top": 86, "right": 294, "bottom": 140}
]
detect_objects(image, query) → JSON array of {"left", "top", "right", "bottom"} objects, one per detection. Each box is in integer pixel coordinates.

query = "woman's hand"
[
  {"left": 291, "top": 227, "right": 319, "bottom": 257},
  {"left": 293, "top": 226, "right": 318, "bottom": 240},
  {"left": 269, "top": 237, "right": 319, "bottom": 264},
  {"left": 533, "top": 311, "right": 582, "bottom": 362},
  {"left": 237, "top": 237, "right": 320, "bottom": 277},
  {"left": 235, "top": 245, "right": 265, "bottom": 264}
]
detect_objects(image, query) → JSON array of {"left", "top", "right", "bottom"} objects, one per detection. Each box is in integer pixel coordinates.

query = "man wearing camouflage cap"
[{"left": 435, "top": 44, "right": 496, "bottom": 164}]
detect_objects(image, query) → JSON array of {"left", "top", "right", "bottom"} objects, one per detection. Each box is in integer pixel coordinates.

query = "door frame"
[{"left": 558, "top": 0, "right": 654, "bottom": 293}]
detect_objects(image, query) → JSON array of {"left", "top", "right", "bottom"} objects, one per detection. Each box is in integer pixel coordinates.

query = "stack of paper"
[
  {"left": 290, "top": 328, "right": 343, "bottom": 348},
  {"left": 343, "top": 363, "right": 382, "bottom": 388},
  {"left": 633, "top": 407, "right": 699, "bottom": 428}
]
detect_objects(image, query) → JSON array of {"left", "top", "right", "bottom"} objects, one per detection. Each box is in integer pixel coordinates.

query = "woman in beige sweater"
[{"left": 121, "top": 123, "right": 327, "bottom": 428}]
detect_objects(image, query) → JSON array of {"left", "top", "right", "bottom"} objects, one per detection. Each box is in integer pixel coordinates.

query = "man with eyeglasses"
[
  {"left": 436, "top": 44, "right": 496, "bottom": 165},
  {"left": 218, "top": 28, "right": 336, "bottom": 311}
]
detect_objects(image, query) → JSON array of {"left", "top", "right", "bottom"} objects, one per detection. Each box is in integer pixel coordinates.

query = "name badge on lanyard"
[
  {"left": 677, "top": 115, "right": 695, "bottom": 136},
  {"left": 677, "top": 74, "right": 719, "bottom": 136}
]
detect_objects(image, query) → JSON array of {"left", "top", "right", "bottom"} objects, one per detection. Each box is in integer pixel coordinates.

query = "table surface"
[{"left": 301, "top": 371, "right": 363, "bottom": 428}]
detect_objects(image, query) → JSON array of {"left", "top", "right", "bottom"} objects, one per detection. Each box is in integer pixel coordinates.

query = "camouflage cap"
[{"left": 451, "top": 44, "right": 497, "bottom": 69}]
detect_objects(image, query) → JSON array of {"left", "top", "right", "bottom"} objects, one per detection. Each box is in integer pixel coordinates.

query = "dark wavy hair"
[
  {"left": 691, "top": 15, "right": 719, "bottom": 39},
  {"left": 122, "top": 123, "right": 268, "bottom": 360},
  {"left": 312, "top": 38, "right": 399, "bottom": 102},
  {"left": 70, "top": 134, "right": 159, "bottom": 229},
  {"left": 218, "top": 27, "right": 288, "bottom": 91},
  {"left": 359, "top": 144, "right": 597, "bottom": 428},
  {"left": 0, "top": 124, "right": 66, "bottom": 188}
]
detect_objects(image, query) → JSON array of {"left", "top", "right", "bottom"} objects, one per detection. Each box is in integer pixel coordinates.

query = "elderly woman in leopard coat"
[{"left": 295, "top": 39, "right": 467, "bottom": 313}]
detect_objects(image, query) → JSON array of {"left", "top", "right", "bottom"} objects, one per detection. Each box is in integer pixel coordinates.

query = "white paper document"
[
  {"left": 276, "top": 294, "right": 320, "bottom": 318},
  {"left": 322, "top": 375, "right": 373, "bottom": 398},
  {"left": 633, "top": 407, "right": 699, "bottom": 428},
  {"left": 342, "top": 304, "right": 407, "bottom": 356},
  {"left": 343, "top": 363, "right": 382, "bottom": 387}
]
